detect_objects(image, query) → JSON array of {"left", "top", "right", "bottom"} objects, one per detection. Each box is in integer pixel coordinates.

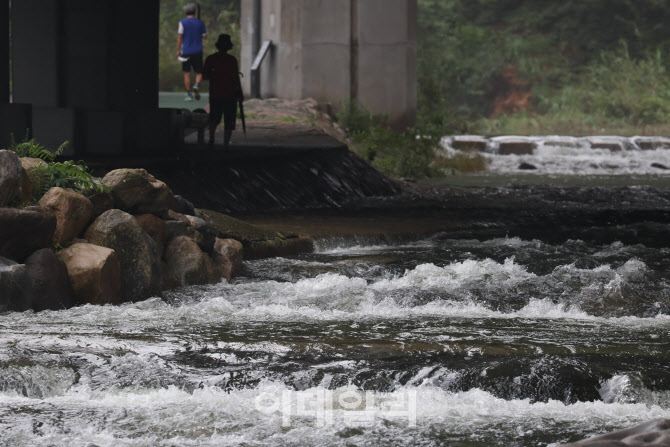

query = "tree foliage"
[{"left": 418, "top": 0, "right": 670, "bottom": 133}]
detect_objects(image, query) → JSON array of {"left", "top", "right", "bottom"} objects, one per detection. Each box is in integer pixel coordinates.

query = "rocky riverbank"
[{"left": 0, "top": 150, "right": 313, "bottom": 312}]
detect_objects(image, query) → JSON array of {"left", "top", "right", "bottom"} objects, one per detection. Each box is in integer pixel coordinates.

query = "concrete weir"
[
  {"left": 150, "top": 145, "right": 401, "bottom": 215},
  {"left": 87, "top": 122, "right": 400, "bottom": 216}
]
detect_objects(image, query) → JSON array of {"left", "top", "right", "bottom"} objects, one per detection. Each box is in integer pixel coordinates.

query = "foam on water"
[
  {"left": 1, "top": 382, "right": 668, "bottom": 447},
  {"left": 441, "top": 135, "right": 670, "bottom": 175}
]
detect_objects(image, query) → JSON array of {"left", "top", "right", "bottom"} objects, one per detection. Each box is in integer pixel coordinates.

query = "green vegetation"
[
  {"left": 9, "top": 135, "right": 107, "bottom": 202},
  {"left": 336, "top": 104, "right": 442, "bottom": 179},
  {"left": 417, "top": 0, "right": 670, "bottom": 135},
  {"left": 159, "top": 0, "right": 240, "bottom": 92},
  {"left": 157, "top": 1, "right": 670, "bottom": 177}
]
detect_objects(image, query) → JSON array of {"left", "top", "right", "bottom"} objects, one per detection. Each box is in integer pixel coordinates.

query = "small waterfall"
[
  {"left": 443, "top": 135, "right": 670, "bottom": 154},
  {"left": 440, "top": 135, "right": 670, "bottom": 174}
]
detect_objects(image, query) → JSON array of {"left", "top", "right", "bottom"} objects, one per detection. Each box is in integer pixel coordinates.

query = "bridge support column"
[{"left": 241, "top": 0, "right": 416, "bottom": 128}]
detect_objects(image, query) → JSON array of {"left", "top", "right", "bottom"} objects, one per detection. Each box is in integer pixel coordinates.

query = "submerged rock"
[
  {"left": 0, "top": 150, "right": 22, "bottom": 206},
  {"left": 0, "top": 207, "right": 56, "bottom": 262},
  {"left": 85, "top": 209, "right": 162, "bottom": 301},
  {"left": 560, "top": 418, "right": 670, "bottom": 446},
  {"left": 102, "top": 168, "right": 176, "bottom": 215},
  {"left": 58, "top": 243, "right": 122, "bottom": 305},
  {"left": 518, "top": 162, "right": 538, "bottom": 170},
  {"left": 39, "top": 187, "right": 94, "bottom": 244}
]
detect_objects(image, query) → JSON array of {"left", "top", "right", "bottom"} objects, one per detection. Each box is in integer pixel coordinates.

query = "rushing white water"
[
  {"left": 2, "top": 236, "right": 670, "bottom": 446},
  {"left": 440, "top": 135, "right": 670, "bottom": 175}
]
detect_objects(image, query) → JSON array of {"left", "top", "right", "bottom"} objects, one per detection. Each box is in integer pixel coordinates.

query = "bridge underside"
[{"left": 0, "top": 0, "right": 180, "bottom": 156}]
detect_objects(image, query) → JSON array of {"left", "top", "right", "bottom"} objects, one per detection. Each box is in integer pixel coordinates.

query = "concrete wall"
[
  {"left": 356, "top": 0, "right": 417, "bottom": 127},
  {"left": 1, "top": 0, "right": 7, "bottom": 104},
  {"left": 12, "top": 0, "right": 60, "bottom": 107},
  {"left": 240, "top": 0, "right": 416, "bottom": 127},
  {"left": 8, "top": 0, "right": 161, "bottom": 154},
  {"left": 301, "top": 0, "right": 351, "bottom": 103}
]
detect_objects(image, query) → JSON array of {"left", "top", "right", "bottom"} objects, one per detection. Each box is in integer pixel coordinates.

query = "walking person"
[
  {"left": 202, "top": 34, "right": 244, "bottom": 149},
  {"left": 177, "top": 3, "right": 207, "bottom": 101}
]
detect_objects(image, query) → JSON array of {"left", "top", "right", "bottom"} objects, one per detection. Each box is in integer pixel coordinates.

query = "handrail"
[{"left": 250, "top": 40, "right": 272, "bottom": 98}]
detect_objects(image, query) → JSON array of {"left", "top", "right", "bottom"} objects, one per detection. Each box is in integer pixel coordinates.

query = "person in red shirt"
[{"left": 202, "top": 34, "right": 244, "bottom": 149}]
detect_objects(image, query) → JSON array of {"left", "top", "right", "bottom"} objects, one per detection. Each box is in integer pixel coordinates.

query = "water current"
[
  {"left": 2, "top": 139, "right": 670, "bottom": 446},
  {"left": 2, "top": 235, "right": 670, "bottom": 446}
]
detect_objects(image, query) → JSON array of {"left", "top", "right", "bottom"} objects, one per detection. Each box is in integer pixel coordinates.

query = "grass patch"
[{"left": 277, "top": 116, "right": 300, "bottom": 123}]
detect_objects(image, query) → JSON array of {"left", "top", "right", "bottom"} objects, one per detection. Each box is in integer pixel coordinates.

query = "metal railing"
[{"left": 250, "top": 40, "right": 272, "bottom": 98}]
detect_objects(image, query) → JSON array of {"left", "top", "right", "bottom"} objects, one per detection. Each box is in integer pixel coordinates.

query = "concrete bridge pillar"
[
  {"left": 2, "top": 0, "right": 178, "bottom": 155},
  {"left": 0, "top": 0, "right": 7, "bottom": 104},
  {"left": 240, "top": 0, "right": 417, "bottom": 128}
]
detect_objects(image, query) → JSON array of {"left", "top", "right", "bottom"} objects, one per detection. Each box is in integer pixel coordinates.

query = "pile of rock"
[{"left": 0, "top": 150, "right": 312, "bottom": 312}]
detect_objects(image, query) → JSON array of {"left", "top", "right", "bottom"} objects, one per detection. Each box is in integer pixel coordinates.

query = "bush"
[
  {"left": 336, "top": 103, "right": 440, "bottom": 179},
  {"left": 9, "top": 136, "right": 107, "bottom": 201}
]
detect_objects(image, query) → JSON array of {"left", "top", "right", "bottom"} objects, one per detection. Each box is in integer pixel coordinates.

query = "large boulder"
[
  {"left": 85, "top": 209, "right": 162, "bottom": 301},
  {"left": 0, "top": 207, "right": 56, "bottom": 262},
  {"left": 164, "top": 236, "right": 218, "bottom": 288},
  {"left": 212, "top": 238, "right": 243, "bottom": 281},
  {"left": 57, "top": 243, "right": 122, "bottom": 305},
  {"left": 102, "top": 169, "right": 176, "bottom": 215},
  {"left": 38, "top": 187, "right": 94, "bottom": 244},
  {"left": 24, "top": 249, "right": 76, "bottom": 311},
  {"left": 134, "top": 213, "right": 167, "bottom": 258},
  {"left": 0, "top": 150, "right": 22, "bottom": 206},
  {"left": 18, "top": 157, "right": 47, "bottom": 203},
  {"left": 1, "top": 249, "right": 76, "bottom": 311}
]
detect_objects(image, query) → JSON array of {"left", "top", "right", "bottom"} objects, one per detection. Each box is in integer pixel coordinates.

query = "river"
[{"left": 2, "top": 138, "right": 670, "bottom": 446}]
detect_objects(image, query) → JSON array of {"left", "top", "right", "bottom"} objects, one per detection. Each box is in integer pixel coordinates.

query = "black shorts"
[
  {"left": 210, "top": 97, "right": 237, "bottom": 130},
  {"left": 181, "top": 52, "right": 203, "bottom": 73}
]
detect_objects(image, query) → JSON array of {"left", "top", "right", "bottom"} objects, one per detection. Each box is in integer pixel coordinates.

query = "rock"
[
  {"left": 212, "top": 238, "right": 243, "bottom": 281},
  {"left": 135, "top": 214, "right": 167, "bottom": 258},
  {"left": 101, "top": 168, "right": 176, "bottom": 215},
  {"left": 185, "top": 214, "right": 208, "bottom": 230},
  {"left": 0, "top": 256, "right": 29, "bottom": 312},
  {"left": 173, "top": 194, "right": 195, "bottom": 216},
  {"left": 560, "top": 418, "right": 670, "bottom": 446},
  {"left": 166, "top": 209, "right": 191, "bottom": 224},
  {"left": 164, "top": 220, "right": 208, "bottom": 251},
  {"left": 0, "top": 150, "right": 22, "bottom": 206},
  {"left": 651, "top": 162, "right": 669, "bottom": 170},
  {"left": 18, "top": 157, "right": 47, "bottom": 203},
  {"left": 23, "top": 249, "right": 75, "bottom": 311},
  {"left": 0, "top": 207, "right": 56, "bottom": 262},
  {"left": 499, "top": 142, "right": 535, "bottom": 155},
  {"left": 518, "top": 162, "right": 537, "bottom": 170},
  {"left": 164, "top": 236, "right": 218, "bottom": 288},
  {"left": 86, "top": 188, "right": 115, "bottom": 217},
  {"left": 451, "top": 136, "right": 488, "bottom": 152},
  {"left": 85, "top": 209, "right": 162, "bottom": 301},
  {"left": 246, "top": 237, "right": 315, "bottom": 260},
  {"left": 492, "top": 137, "right": 535, "bottom": 155},
  {"left": 57, "top": 243, "right": 122, "bottom": 305},
  {"left": 38, "top": 187, "right": 94, "bottom": 244},
  {"left": 196, "top": 209, "right": 282, "bottom": 244}
]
